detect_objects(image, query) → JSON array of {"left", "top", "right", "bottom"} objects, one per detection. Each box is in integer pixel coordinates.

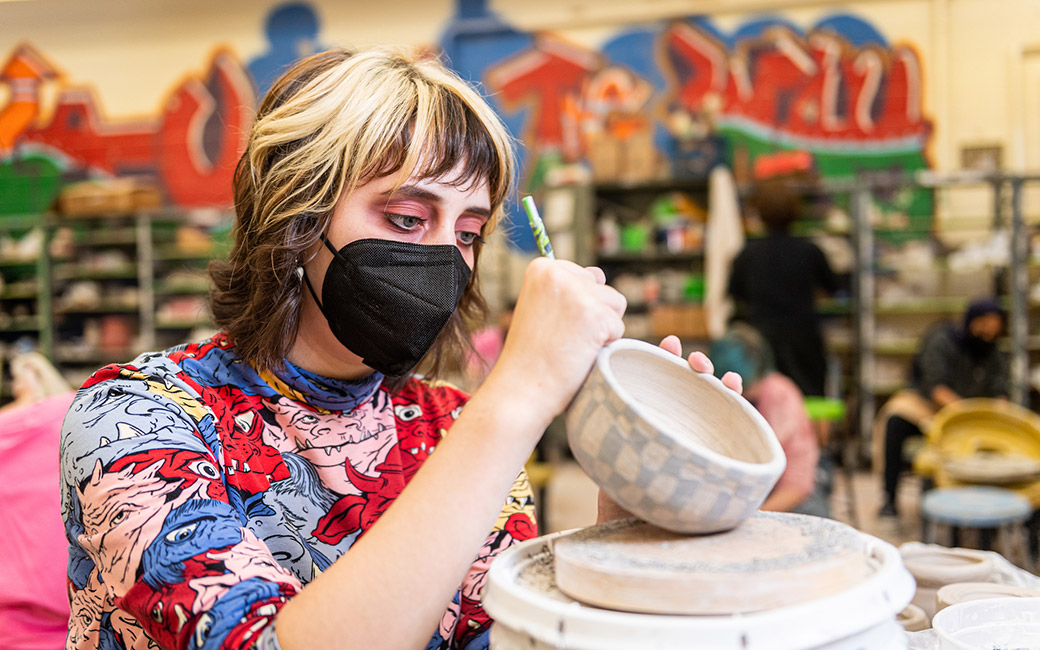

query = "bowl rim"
[
  {"left": 594, "top": 338, "right": 786, "bottom": 475},
  {"left": 931, "top": 595, "right": 1040, "bottom": 648}
]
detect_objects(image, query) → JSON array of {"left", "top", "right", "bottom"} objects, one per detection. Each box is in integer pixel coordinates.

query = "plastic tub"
[{"left": 931, "top": 596, "right": 1040, "bottom": 649}]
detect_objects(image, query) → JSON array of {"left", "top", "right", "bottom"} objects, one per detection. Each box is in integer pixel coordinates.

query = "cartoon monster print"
[
  {"left": 186, "top": 579, "right": 291, "bottom": 650},
  {"left": 140, "top": 500, "right": 299, "bottom": 611},
  {"left": 140, "top": 500, "right": 244, "bottom": 589},
  {"left": 206, "top": 384, "right": 290, "bottom": 494},
  {"left": 108, "top": 448, "right": 229, "bottom": 502},
  {"left": 77, "top": 458, "right": 209, "bottom": 593},
  {"left": 260, "top": 392, "right": 397, "bottom": 495},
  {"left": 493, "top": 471, "right": 537, "bottom": 533},
  {"left": 251, "top": 451, "right": 339, "bottom": 580},
  {"left": 67, "top": 569, "right": 114, "bottom": 650},
  {"left": 312, "top": 381, "right": 468, "bottom": 545},
  {"left": 109, "top": 608, "right": 159, "bottom": 650},
  {"left": 62, "top": 385, "right": 212, "bottom": 493},
  {"left": 392, "top": 381, "right": 469, "bottom": 470}
]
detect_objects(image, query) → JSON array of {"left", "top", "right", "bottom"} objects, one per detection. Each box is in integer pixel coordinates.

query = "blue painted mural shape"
[{"left": 248, "top": 2, "right": 327, "bottom": 97}]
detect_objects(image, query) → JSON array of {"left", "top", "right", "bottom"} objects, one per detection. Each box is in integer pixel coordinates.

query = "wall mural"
[
  {"left": 0, "top": 44, "right": 254, "bottom": 213},
  {"left": 0, "top": 0, "right": 933, "bottom": 245}
]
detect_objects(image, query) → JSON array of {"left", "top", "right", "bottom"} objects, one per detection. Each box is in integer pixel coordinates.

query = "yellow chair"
[{"left": 914, "top": 398, "right": 1040, "bottom": 508}]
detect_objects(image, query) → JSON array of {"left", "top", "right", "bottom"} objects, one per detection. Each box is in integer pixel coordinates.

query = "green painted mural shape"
[
  {"left": 0, "top": 153, "right": 63, "bottom": 219},
  {"left": 723, "top": 127, "right": 933, "bottom": 245}
]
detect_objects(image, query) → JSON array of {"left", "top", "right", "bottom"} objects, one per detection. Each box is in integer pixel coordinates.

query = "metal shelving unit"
[
  {"left": 838, "top": 171, "right": 1040, "bottom": 460},
  {"left": 0, "top": 210, "right": 229, "bottom": 400}
]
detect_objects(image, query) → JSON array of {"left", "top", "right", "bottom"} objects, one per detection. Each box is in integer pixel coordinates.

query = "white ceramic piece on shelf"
[
  {"left": 935, "top": 581, "right": 1040, "bottom": 612},
  {"left": 931, "top": 596, "right": 1040, "bottom": 650},
  {"left": 564, "top": 338, "right": 786, "bottom": 534}
]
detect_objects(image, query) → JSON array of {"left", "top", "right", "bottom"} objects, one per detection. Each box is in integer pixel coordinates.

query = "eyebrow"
[{"left": 381, "top": 184, "right": 492, "bottom": 219}]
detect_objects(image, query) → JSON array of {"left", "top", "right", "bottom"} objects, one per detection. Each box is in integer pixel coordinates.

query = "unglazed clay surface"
[
  {"left": 565, "top": 338, "right": 786, "bottom": 533},
  {"left": 553, "top": 514, "right": 869, "bottom": 615}
]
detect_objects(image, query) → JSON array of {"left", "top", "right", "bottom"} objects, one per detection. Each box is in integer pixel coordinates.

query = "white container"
[
  {"left": 931, "top": 596, "right": 1040, "bottom": 649},
  {"left": 484, "top": 530, "right": 916, "bottom": 650},
  {"left": 900, "top": 546, "right": 995, "bottom": 620},
  {"left": 936, "top": 582, "right": 1040, "bottom": 612},
  {"left": 565, "top": 338, "right": 786, "bottom": 534}
]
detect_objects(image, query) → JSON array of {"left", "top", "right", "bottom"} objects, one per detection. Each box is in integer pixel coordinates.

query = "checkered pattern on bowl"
[{"left": 565, "top": 338, "right": 785, "bottom": 534}]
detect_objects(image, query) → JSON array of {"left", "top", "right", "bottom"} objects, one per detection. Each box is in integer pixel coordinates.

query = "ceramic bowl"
[{"left": 564, "top": 338, "right": 786, "bottom": 534}]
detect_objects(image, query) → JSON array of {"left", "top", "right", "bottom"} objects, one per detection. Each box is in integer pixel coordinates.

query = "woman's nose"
[{"left": 425, "top": 223, "right": 457, "bottom": 247}]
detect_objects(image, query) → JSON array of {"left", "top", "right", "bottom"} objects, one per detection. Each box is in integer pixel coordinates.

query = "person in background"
[
  {"left": 1, "top": 350, "right": 72, "bottom": 412},
  {"left": 709, "top": 323, "right": 827, "bottom": 517},
  {"left": 461, "top": 303, "right": 513, "bottom": 391},
  {"left": 0, "top": 352, "right": 74, "bottom": 650},
  {"left": 876, "top": 298, "right": 1010, "bottom": 518},
  {"left": 59, "top": 47, "right": 741, "bottom": 650},
  {"left": 728, "top": 176, "right": 840, "bottom": 400}
]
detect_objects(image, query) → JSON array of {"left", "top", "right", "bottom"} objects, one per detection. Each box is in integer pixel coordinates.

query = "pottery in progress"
[
  {"left": 564, "top": 338, "right": 786, "bottom": 534},
  {"left": 483, "top": 526, "right": 915, "bottom": 650},
  {"left": 553, "top": 513, "right": 870, "bottom": 615}
]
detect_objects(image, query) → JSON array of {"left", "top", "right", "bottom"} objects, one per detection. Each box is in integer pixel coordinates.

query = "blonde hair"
[
  {"left": 10, "top": 351, "right": 71, "bottom": 401},
  {"left": 210, "top": 46, "right": 516, "bottom": 377}
]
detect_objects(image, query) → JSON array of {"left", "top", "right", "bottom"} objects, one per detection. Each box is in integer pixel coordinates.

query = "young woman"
[{"left": 60, "top": 47, "right": 739, "bottom": 650}]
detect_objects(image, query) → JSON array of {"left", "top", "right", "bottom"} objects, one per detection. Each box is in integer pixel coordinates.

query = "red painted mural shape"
[
  {"left": 665, "top": 22, "right": 929, "bottom": 145},
  {"left": 158, "top": 50, "right": 255, "bottom": 206},
  {"left": 4, "top": 46, "right": 255, "bottom": 207},
  {"left": 487, "top": 36, "right": 601, "bottom": 150},
  {"left": 487, "top": 21, "right": 930, "bottom": 156}
]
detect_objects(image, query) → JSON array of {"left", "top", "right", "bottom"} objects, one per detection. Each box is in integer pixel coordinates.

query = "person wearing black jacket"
[{"left": 878, "top": 298, "right": 1009, "bottom": 517}]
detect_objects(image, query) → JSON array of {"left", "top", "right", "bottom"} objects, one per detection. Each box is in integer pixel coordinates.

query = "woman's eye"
[
  {"left": 387, "top": 213, "right": 423, "bottom": 230},
  {"left": 457, "top": 232, "right": 484, "bottom": 246}
]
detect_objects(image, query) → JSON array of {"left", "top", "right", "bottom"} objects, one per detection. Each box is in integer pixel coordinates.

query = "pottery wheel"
[{"left": 553, "top": 512, "right": 871, "bottom": 615}]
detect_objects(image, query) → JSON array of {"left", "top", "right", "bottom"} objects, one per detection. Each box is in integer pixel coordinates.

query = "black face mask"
[{"left": 303, "top": 236, "right": 471, "bottom": 377}]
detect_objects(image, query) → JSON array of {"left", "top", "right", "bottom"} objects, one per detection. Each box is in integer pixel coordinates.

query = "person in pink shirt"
[
  {"left": 0, "top": 352, "right": 76, "bottom": 650},
  {"left": 710, "top": 324, "right": 825, "bottom": 516}
]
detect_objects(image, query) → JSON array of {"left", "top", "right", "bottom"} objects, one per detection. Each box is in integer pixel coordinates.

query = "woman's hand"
[
  {"left": 658, "top": 334, "right": 743, "bottom": 394},
  {"left": 596, "top": 336, "right": 743, "bottom": 524},
  {"left": 485, "top": 259, "right": 626, "bottom": 428}
]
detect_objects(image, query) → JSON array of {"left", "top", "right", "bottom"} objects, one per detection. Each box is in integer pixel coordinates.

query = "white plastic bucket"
[
  {"left": 484, "top": 529, "right": 915, "bottom": 650},
  {"left": 931, "top": 596, "right": 1040, "bottom": 649}
]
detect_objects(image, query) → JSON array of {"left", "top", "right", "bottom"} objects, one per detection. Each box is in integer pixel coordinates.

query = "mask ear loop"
[{"left": 300, "top": 233, "right": 341, "bottom": 320}]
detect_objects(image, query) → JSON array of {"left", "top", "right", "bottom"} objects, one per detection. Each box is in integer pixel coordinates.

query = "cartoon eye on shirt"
[
  {"left": 394, "top": 404, "right": 422, "bottom": 421},
  {"left": 187, "top": 459, "right": 220, "bottom": 480},
  {"left": 166, "top": 521, "right": 200, "bottom": 544},
  {"left": 294, "top": 412, "right": 320, "bottom": 427},
  {"left": 110, "top": 510, "right": 127, "bottom": 527},
  {"left": 141, "top": 500, "right": 243, "bottom": 589}
]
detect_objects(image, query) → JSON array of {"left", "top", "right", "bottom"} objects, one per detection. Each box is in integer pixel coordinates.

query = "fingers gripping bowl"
[{"left": 565, "top": 338, "right": 787, "bottom": 534}]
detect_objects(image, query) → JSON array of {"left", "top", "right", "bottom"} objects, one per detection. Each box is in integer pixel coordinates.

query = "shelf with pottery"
[
  {"left": 0, "top": 216, "right": 53, "bottom": 357},
  {"left": 0, "top": 203, "right": 231, "bottom": 387},
  {"left": 149, "top": 215, "right": 229, "bottom": 349}
]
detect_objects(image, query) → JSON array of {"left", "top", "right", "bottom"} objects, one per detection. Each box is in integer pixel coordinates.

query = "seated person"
[
  {"left": 876, "top": 298, "right": 1009, "bottom": 518},
  {"left": 0, "top": 352, "right": 75, "bottom": 650},
  {"left": 710, "top": 323, "right": 826, "bottom": 516}
]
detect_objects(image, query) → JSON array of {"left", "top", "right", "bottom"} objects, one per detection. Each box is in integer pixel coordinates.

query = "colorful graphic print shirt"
[{"left": 59, "top": 334, "right": 538, "bottom": 650}]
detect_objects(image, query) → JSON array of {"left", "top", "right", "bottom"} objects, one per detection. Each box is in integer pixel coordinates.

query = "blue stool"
[{"left": 921, "top": 486, "right": 1034, "bottom": 571}]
